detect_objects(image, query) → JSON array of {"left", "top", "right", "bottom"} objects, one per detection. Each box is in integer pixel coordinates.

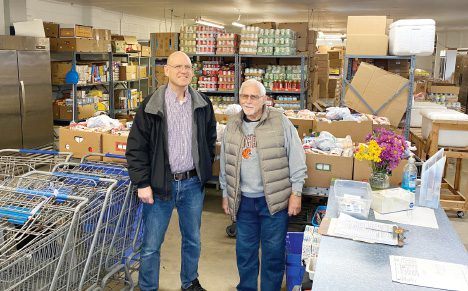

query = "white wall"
[
  {"left": 0, "top": 0, "right": 5, "bottom": 35},
  {"left": 25, "top": 0, "right": 184, "bottom": 39}
]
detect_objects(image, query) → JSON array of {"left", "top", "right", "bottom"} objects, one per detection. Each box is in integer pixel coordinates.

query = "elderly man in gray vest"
[{"left": 219, "top": 79, "right": 307, "bottom": 291}]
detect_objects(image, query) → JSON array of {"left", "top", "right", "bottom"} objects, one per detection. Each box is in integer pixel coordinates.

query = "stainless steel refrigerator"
[{"left": 0, "top": 36, "right": 53, "bottom": 149}]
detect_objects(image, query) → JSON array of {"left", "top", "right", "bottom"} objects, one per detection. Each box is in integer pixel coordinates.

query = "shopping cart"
[
  {"left": 53, "top": 153, "right": 142, "bottom": 290},
  {"left": 0, "top": 170, "right": 118, "bottom": 291},
  {"left": 0, "top": 149, "right": 72, "bottom": 182}
]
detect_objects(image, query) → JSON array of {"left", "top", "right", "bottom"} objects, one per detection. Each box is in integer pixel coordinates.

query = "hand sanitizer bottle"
[{"left": 402, "top": 155, "right": 417, "bottom": 193}]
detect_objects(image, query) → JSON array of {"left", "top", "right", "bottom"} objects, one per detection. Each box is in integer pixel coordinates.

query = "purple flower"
[{"left": 367, "top": 128, "right": 408, "bottom": 172}]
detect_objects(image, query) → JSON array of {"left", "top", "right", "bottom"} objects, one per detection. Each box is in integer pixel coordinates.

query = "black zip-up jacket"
[{"left": 125, "top": 85, "right": 217, "bottom": 200}]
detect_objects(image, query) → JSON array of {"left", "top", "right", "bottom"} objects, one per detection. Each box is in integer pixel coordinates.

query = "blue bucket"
[{"left": 286, "top": 264, "right": 305, "bottom": 291}]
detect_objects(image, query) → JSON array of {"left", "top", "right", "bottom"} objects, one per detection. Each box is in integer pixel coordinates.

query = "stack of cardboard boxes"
[
  {"left": 44, "top": 22, "right": 111, "bottom": 53},
  {"left": 150, "top": 33, "right": 179, "bottom": 57},
  {"left": 346, "top": 16, "right": 389, "bottom": 56},
  {"left": 316, "top": 53, "right": 330, "bottom": 99},
  {"left": 111, "top": 35, "right": 148, "bottom": 55}
]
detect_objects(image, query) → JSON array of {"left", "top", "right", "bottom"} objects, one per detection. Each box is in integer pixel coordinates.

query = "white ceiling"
[{"left": 53, "top": 0, "right": 468, "bottom": 32}]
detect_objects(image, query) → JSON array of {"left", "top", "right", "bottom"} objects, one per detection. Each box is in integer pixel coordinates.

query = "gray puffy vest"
[{"left": 224, "top": 107, "right": 292, "bottom": 221}]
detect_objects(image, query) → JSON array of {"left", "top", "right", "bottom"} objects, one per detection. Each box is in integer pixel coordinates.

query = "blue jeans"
[
  {"left": 236, "top": 196, "right": 289, "bottom": 291},
  {"left": 139, "top": 176, "right": 204, "bottom": 291}
]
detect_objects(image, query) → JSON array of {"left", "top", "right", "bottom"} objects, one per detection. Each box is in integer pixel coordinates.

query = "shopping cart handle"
[
  {"left": 19, "top": 149, "right": 60, "bottom": 155},
  {"left": 104, "top": 153, "right": 126, "bottom": 159}
]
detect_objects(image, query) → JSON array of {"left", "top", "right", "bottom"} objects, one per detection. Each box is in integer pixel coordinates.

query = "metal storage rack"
[
  {"left": 238, "top": 54, "right": 307, "bottom": 109},
  {"left": 150, "top": 53, "right": 308, "bottom": 108},
  {"left": 51, "top": 51, "right": 113, "bottom": 123},
  {"left": 340, "top": 55, "right": 416, "bottom": 139},
  {"left": 111, "top": 53, "right": 150, "bottom": 116}
]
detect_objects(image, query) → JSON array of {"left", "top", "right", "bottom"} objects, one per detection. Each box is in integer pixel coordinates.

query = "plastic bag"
[{"left": 86, "top": 115, "right": 121, "bottom": 129}]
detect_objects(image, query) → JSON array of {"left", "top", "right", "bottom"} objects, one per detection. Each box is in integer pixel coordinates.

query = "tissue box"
[{"left": 372, "top": 188, "right": 415, "bottom": 214}]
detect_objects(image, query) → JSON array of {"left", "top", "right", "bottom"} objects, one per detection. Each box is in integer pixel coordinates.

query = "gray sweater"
[{"left": 219, "top": 114, "right": 307, "bottom": 198}]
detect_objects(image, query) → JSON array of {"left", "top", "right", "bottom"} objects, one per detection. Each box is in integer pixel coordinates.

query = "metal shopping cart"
[
  {"left": 53, "top": 153, "right": 142, "bottom": 290},
  {"left": 0, "top": 149, "right": 72, "bottom": 182},
  {"left": 0, "top": 170, "right": 118, "bottom": 291}
]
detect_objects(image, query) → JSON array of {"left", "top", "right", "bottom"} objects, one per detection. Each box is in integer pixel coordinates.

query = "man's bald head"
[
  {"left": 164, "top": 51, "right": 193, "bottom": 89},
  {"left": 167, "top": 51, "right": 192, "bottom": 66}
]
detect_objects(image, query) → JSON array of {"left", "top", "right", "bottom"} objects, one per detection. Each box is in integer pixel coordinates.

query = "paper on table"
[
  {"left": 327, "top": 214, "right": 398, "bottom": 245},
  {"left": 374, "top": 207, "right": 439, "bottom": 229},
  {"left": 389, "top": 255, "right": 468, "bottom": 291}
]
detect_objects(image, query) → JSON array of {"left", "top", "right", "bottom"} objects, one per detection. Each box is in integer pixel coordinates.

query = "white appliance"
[{"left": 389, "top": 19, "right": 436, "bottom": 56}]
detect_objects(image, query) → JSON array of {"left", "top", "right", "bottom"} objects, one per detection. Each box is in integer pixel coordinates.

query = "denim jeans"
[
  {"left": 236, "top": 196, "right": 289, "bottom": 291},
  {"left": 139, "top": 176, "right": 204, "bottom": 291}
]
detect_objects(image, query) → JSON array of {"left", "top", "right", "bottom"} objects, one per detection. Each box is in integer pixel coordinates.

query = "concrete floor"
[{"left": 113, "top": 158, "right": 467, "bottom": 291}]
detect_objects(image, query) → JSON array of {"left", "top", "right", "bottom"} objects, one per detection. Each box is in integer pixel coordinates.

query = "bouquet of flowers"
[{"left": 355, "top": 127, "right": 408, "bottom": 174}]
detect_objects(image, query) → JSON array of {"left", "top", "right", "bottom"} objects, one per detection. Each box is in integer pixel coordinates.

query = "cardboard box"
[
  {"left": 428, "top": 85, "right": 460, "bottom": 95},
  {"left": 387, "top": 60, "right": 410, "bottom": 72},
  {"left": 319, "top": 78, "right": 329, "bottom": 98},
  {"left": 50, "top": 38, "right": 100, "bottom": 52},
  {"left": 347, "top": 16, "right": 388, "bottom": 35},
  {"left": 344, "top": 62, "right": 409, "bottom": 127},
  {"left": 346, "top": 34, "right": 388, "bottom": 56},
  {"left": 138, "top": 66, "right": 148, "bottom": 79},
  {"left": 58, "top": 103, "right": 95, "bottom": 120},
  {"left": 353, "top": 159, "right": 408, "bottom": 186},
  {"left": 59, "top": 127, "right": 102, "bottom": 160},
  {"left": 93, "top": 29, "right": 111, "bottom": 40},
  {"left": 316, "top": 53, "right": 329, "bottom": 61},
  {"left": 150, "top": 33, "right": 179, "bottom": 57},
  {"left": 119, "top": 65, "right": 138, "bottom": 81},
  {"left": 278, "top": 22, "right": 308, "bottom": 39},
  {"left": 212, "top": 143, "right": 222, "bottom": 176},
  {"left": 328, "top": 50, "right": 342, "bottom": 60},
  {"left": 97, "top": 40, "right": 111, "bottom": 52},
  {"left": 112, "top": 40, "right": 126, "bottom": 53},
  {"left": 308, "top": 30, "right": 318, "bottom": 44},
  {"left": 250, "top": 22, "right": 277, "bottom": 29},
  {"left": 328, "top": 78, "right": 339, "bottom": 92},
  {"left": 43, "top": 22, "right": 59, "bottom": 38},
  {"left": 102, "top": 133, "right": 128, "bottom": 162},
  {"left": 140, "top": 45, "right": 151, "bottom": 57},
  {"left": 329, "top": 59, "right": 343, "bottom": 68},
  {"left": 296, "top": 35, "right": 307, "bottom": 52},
  {"left": 317, "top": 68, "right": 330, "bottom": 78},
  {"left": 307, "top": 44, "right": 318, "bottom": 54},
  {"left": 112, "top": 35, "right": 140, "bottom": 52},
  {"left": 316, "top": 60, "right": 330, "bottom": 68},
  {"left": 314, "top": 119, "right": 373, "bottom": 143},
  {"left": 51, "top": 61, "right": 72, "bottom": 84},
  {"left": 287, "top": 117, "right": 314, "bottom": 138},
  {"left": 304, "top": 153, "right": 354, "bottom": 188},
  {"left": 60, "top": 24, "right": 93, "bottom": 38}
]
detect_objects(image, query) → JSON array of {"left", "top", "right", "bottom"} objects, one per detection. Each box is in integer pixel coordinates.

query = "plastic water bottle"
[{"left": 402, "top": 155, "right": 417, "bottom": 193}]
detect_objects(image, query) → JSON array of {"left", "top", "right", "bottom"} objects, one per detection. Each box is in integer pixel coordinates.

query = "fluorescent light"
[
  {"left": 232, "top": 21, "right": 245, "bottom": 28},
  {"left": 195, "top": 18, "right": 224, "bottom": 29}
]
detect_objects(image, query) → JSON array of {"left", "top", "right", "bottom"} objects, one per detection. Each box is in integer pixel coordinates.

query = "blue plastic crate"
[
  {"left": 311, "top": 205, "right": 327, "bottom": 227},
  {"left": 285, "top": 232, "right": 305, "bottom": 291}
]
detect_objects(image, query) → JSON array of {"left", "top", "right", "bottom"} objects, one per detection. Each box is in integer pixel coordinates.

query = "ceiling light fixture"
[
  {"left": 195, "top": 17, "right": 225, "bottom": 29},
  {"left": 232, "top": 14, "right": 245, "bottom": 28}
]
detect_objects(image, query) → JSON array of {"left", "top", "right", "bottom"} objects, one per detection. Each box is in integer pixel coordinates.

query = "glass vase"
[{"left": 369, "top": 171, "right": 390, "bottom": 190}]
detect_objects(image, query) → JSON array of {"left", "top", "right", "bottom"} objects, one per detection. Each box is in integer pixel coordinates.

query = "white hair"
[{"left": 239, "top": 79, "right": 266, "bottom": 97}]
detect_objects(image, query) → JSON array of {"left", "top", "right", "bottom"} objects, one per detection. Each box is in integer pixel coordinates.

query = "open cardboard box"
[
  {"left": 304, "top": 152, "right": 354, "bottom": 188},
  {"left": 102, "top": 133, "right": 128, "bottom": 163},
  {"left": 314, "top": 118, "right": 372, "bottom": 143},
  {"left": 344, "top": 62, "right": 409, "bottom": 127},
  {"left": 287, "top": 117, "right": 314, "bottom": 138},
  {"left": 59, "top": 127, "right": 103, "bottom": 160}
]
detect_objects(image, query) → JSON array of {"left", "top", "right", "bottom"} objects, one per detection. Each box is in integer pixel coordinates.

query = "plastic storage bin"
[
  {"left": 285, "top": 232, "right": 305, "bottom": 291},
  {"left": 389, "top": 19, "right": 436, "bottom": 56},
  {"left": 333, "top": 180, "right": 372, "bottom": 219},
  {"left": 421, "top": 109, "right": 468, "bottom": 147},
  {"left": 410, "top": 102, "right": 446, "bottom": 127}
]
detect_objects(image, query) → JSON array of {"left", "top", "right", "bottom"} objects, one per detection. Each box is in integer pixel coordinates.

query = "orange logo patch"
[{"left": 242, "top": 148, "right": 252, "bottom": 159}]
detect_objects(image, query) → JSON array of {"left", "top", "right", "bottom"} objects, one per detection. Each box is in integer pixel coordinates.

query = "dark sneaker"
[{"left": 181, "top": 278, "right": 206, "bottom": 291}]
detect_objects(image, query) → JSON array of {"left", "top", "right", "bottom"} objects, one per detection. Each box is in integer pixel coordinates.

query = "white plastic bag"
[
  {"left": 86, "top": 115, "right": 121, "bottom": 129},
  {"left": 225, "top": 104, "right": 242, "bottom": 115}
]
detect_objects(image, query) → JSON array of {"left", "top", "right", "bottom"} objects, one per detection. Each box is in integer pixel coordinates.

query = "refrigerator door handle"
[{"left": 20, "top": 80, "right": 26, "bottom": 108}]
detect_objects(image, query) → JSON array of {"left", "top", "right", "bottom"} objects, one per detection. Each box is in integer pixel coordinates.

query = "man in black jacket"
[{"left": 126, "top": 51, "right": 216, "bottom": 291}]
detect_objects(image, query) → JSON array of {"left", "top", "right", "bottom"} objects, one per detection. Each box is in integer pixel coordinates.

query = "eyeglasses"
[
  {"left": 166, "top": 64, "right": 193, "bottom": 71},
  {"left": 239, "top": 94, "right": 261, "bottom": 101}
]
